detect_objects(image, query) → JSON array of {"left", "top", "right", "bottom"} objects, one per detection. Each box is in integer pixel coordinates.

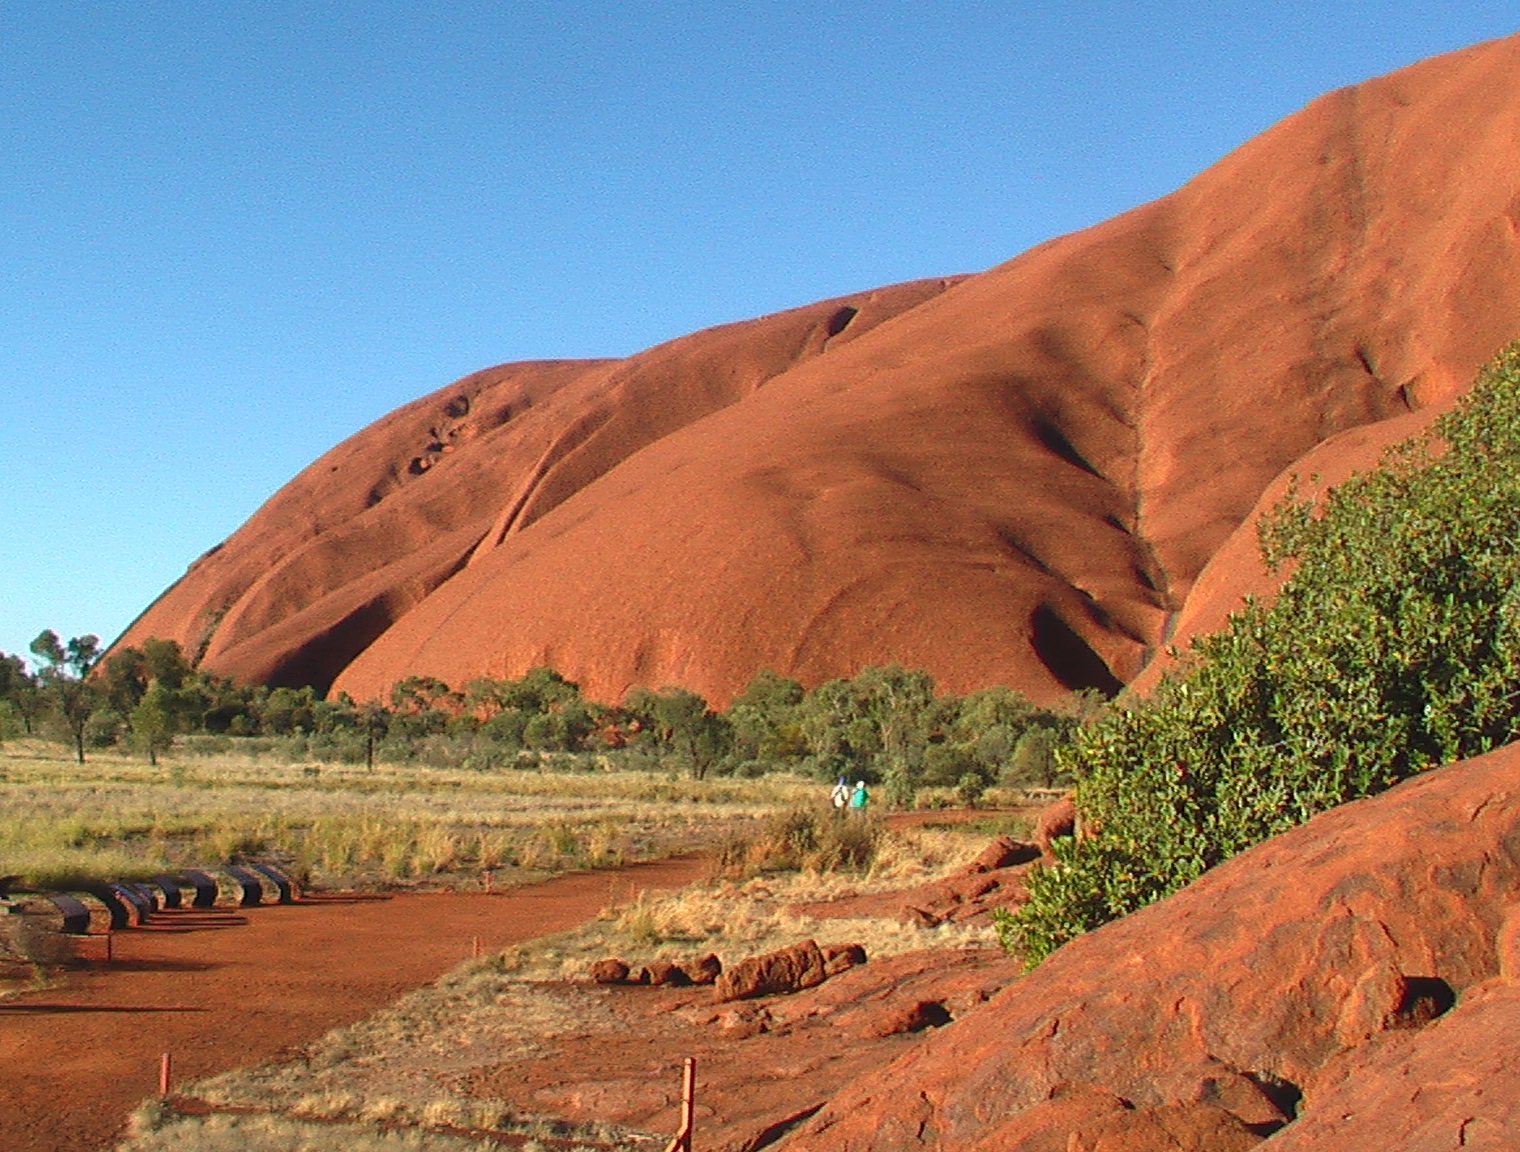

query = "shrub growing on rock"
[{"left": 1003, "top": 341, "right": 1520, "bottom": 964}]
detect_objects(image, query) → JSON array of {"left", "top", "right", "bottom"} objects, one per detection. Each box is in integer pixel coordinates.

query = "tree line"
[{"left": 0, "top": 631, "right": 1088, "bottom": 798}]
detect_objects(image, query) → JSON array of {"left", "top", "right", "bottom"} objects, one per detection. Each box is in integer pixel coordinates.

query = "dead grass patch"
[{"left": 143, "top": 819, "right": 998, "bottom": 1150}]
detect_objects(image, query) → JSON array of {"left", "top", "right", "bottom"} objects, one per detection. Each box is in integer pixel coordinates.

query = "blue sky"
[{"left": 2, "top": 3, "right": 1515, "bottom": 665}]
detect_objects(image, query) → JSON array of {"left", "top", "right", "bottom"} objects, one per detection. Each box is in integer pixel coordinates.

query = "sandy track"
[{"left": 0, "top": 856, "right": 708, "bottom": 1152}]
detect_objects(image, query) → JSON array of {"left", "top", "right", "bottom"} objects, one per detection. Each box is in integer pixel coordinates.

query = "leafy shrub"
[{"left": 1003, "top": 341, "right": 1520, "bottom": 965}]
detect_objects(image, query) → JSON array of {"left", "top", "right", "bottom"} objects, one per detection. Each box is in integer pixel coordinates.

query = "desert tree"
[
  {"left": 130, "top": 685, "right": 173, "bottom": 766},
  {"left": 625, "top": 685, "right": 733, "bottom": 779},
  {"left": 29, "top": 630, "right": 101, "bottom": 763},
  {"left": 0, "top": 651, "right": 41, "bottom": 736}
]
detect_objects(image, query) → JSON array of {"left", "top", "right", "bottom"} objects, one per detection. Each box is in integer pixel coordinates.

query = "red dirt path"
[{"left": 0, "top": 856, "right": 708, "bottom": 1152}]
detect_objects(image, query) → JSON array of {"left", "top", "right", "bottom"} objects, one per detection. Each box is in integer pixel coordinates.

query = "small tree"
[
  {"left": 626, "top": 686, "right": 733, "bottom": 779},
  {"left": 0, "top": 652, "right": 41, "bottom": 735},
  {"left": 131, "top": 686, "right": 173, "bottom": 766},
  {"left": 29, "top": 630, "right": 101, "bottom": 763}
]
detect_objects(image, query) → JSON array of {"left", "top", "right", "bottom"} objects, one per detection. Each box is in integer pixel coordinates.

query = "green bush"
[{"left": 1002, "top": 341, "right": 1520, "bottom": 965}]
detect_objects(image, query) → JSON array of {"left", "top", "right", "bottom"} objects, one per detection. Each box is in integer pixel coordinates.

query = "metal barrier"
[
  {"left": 120, "top": 881, "right": 161, "bottom": 915},
  {"left": 247, "top": 862, "right": 297, "bottom": 904},
  {"left": 108, "top": 883, "right": 154, "bottom": 925},
  {"left": 180, "top": 870, "right": 219, "bottom": 909},
  {"left": 149, "top": 875, "right": 184, "bottom": 909},
  {"left": 222, "top": 866, "right": 265, "bottom": 907},
  {"left": 47, "top": 893, "right": 92, "bottom": 935},
  {"left": 81, "top": 885, "right": 133, "bottom": 929}
]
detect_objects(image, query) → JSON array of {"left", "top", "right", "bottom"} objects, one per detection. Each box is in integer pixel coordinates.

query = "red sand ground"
[{"left": 0, "top": 857, "right": 707, "bottom": 1152}]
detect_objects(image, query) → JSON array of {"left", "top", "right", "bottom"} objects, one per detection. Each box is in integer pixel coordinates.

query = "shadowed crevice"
[{"left": 1030, "top": 606, "right": 1123, "bottom": 696}]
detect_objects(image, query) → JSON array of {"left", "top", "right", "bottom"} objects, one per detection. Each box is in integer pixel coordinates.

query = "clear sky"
[{"left": 1, "top": 3, "right": 1515, "bottom": 665}]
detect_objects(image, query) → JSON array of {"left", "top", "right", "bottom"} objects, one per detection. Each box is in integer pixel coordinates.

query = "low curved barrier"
[
  {"left": 119, "top": 881, "right": 161, "bottom": 916},
  {"left": 24, "top": 862, "right": 302, "bottom": 960},
  {"left": 247, "top": 861, "right": 297, "bottom": 903},
  {"left": 109, "top": 883, "right": 155, "bottom": 925},
  {"left": 222, "top": 866, "right": 265, "bottom": 907},
  {"left": 47, "top": 893, "right": 92, "bottom": 935},
  {"left": 149, "top": 875, "right": 185, "bottom": 909},
  {"left": 81, "top": 885, "right": 134, "bottom": 930},
  {"left": 179, "top": 870, "right": 220, "bottom": 909}
]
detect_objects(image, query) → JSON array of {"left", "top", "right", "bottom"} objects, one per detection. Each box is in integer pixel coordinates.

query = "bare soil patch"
[{"left": 0, "top": 856, "right": 706, "bottom": 1152}]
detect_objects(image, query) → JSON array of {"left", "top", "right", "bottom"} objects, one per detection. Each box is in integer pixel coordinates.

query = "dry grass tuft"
[{"left": 0, "top": 740, "right": 814, "bottom": 892}]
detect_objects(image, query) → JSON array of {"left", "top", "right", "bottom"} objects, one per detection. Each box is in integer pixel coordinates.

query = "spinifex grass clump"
[
  {"left": 1003, "top": 340, "right": 1520, "bottom": 965},
  {"left": 710, "top": 806, "right": 882, "bottom": 880}
]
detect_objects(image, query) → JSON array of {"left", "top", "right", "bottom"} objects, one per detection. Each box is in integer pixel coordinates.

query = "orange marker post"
[{"left": 662, "top": 1057, "right": 696, "bottom": 1152}]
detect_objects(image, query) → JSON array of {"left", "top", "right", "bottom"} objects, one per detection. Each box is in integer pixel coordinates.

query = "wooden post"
[
  {"left": 484, "top": 870, "right": 494, "bottom": 894},
  {"left": 158, "top": 1052, "right": 172, "bottom": 1096},
  {"left": 471, "top": 935, "right": 482, "bottom": 958},
  {"left": 663, "top": 1057, "right": 696, "bottom": 1152}
]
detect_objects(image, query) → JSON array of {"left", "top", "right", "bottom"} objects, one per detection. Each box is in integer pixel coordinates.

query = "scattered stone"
[
  {"left": 589, "top": 958, "right": 630, "bottom": 984},
  {"left": 644, "top": 960, "right": 691, "bottom": 987},
  {"left": 961, "top": 836, "right": 1040, "bottom": 873},
  {"left": 715, "top": 939, "right": 828, "bottom": 1002},
  {"left": 859, "top": 999, "right": 952, "bottom": 1039},
  {"left": 1035, "top": 795, "right": 1077, "bottom": 860},
  {"left": 714, "top": 1004, "right": 773, "bottom": 1038},
  {"left": 1068, "top": 1102, "right": 1262, "bottom": 1152},
  {"left": 822, "top": 943, "right": 867, "bottom": 976},
  {"left": 686, "top": 952, "right": 723, "bottom": 985}
]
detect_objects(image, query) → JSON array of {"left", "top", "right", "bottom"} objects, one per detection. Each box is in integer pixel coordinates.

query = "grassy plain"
[{"left": 0, "top": 738, "right": 818, "bottom": 893}]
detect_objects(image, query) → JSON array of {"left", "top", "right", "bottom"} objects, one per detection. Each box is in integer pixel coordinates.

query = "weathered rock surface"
[
  {"left": 781, "top": 742, "right": 1520, "bottom": 1151},
  {"left": 793, "top": 856, "right": 1032, "bottom": 929},
  {"left": 116, "top": 34, "right": 1520, "bottom": 706},
  {"left": 714, "top": 939, "right": 830, "bottom": 1002},
  {"left": 588, "top": 958, "right": 629, "bottom": 985},
  {"left": 463, "top": 947, "right": 1023, "bottom": 1152},
  {"left": 962, "top": 836, "right": 1040, "bottom": 873}
]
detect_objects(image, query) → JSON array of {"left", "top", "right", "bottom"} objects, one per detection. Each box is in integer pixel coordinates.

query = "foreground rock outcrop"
[
  {"left": 116, "top": 33, "right": 1520, "bottom": 705},
  {"left": 781, "top": 742, "right": 1520, "bottom": 1151}
]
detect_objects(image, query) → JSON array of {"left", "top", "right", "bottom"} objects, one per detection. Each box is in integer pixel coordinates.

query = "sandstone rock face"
[
  {"left": 782, "top": 742, "right": 1520, "bottom": 1151},
  {"left": 115, "top": 34, "right": 1520, "bottom": 705}
]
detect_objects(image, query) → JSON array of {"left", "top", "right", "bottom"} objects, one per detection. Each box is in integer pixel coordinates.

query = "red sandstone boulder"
[
  {"left": 1034, "top": 796, "right": 1077, "bottom": 860},
  {"left": 715, "top": 939, "right": 829, "bottom": 1002},
  {"left": 961, "top": 836, "right": 1040, "bottom": 874},
  {"left": 115, "top": 35, "right": 1520, "bottom": 707},
  {"left": 1066, "top": 1103, "right": 1261, "bottom": 1152},
  {"left": 822, "top": 943, "right": 867, "bottom": 976},
  {"left": 643, "top": 960, "right": 690, "bottom": 988},
  {"left": 685, "top": 952, "right": 723, "bottom": 986},
  {"left": 1259, "top": 977, "right": 1520, "bottom": 1150},
  {"left": 858, "top": 999, "right": 953, "bottom": 1039},
  {"left": 783, "top": 741, "right": 1520, "bottom": 1150},
  {"left": 588, "top": 958, "right": 629, "bottom": 984}
]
